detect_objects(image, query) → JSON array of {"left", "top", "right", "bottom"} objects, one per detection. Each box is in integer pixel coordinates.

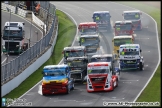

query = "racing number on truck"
[
  {"left": 135, "top": 14, "right": 139, "bottom": 18},
  {"left": 68, "top": 63, "right": 71, "bottom": 66},
  {"left": 65, "top": 52, "right": 69, "bottom": 57},
  {"left": 81, "top": 38, "right": 85, "bottom": 43},
  {"left": 88, "top": 70, "right": 92, "bottom": 74},
  {"left": 116, "top": 27, "right": 120, "bottom": 31}
]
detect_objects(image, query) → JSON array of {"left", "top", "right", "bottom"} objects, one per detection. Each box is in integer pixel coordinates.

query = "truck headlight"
[{"left": 3, "top": 46, "right": 5, "bottom": 49}]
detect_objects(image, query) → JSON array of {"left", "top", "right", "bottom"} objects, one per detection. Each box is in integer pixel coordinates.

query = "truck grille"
[
  {"left": 71, "top": 73, "right": 81, "bottom": 79},
  {"left": 123, "top": 60, "right": 137, "bottom": 64},
  {"left": 132, "top": 21, "right": 140, "bottom": 25},
  {"left": 91, "top": 77, "right": 106, "bottom": 83},
  {"left": 46, "top": 83, "right": 62, "bottom": 88},
  {"left": 5, "top": 42, "right": 19, "bottom": 51}
]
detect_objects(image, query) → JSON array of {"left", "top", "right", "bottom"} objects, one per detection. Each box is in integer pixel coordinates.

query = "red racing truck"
[
  {"left": 86, "top": 62, "right": 119, "bottom": 92},
  {"left": 78, "top": 22, "right": 99, "bottom": 36},
  {"left": 122, "top": 10, "right": 142, "bottom": 31},
  {"left": 113, "top": 21, "right": 135, "bottom": 41}
]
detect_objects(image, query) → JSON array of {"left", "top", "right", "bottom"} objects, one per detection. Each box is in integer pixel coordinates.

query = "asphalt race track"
[
  {"left": 18, "top": 2, "right": 160, "bottom": 106},
  {"left": 1, "top": 11, "right": 42, "bottom": 65}
]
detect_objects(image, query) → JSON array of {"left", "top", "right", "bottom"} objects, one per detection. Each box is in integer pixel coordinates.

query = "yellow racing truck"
[{"left": 112, "top": 35, "right": 133, "bottom": 60}]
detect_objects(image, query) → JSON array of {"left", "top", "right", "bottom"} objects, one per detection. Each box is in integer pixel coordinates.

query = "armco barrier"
[
  {"left": 17, "top": 7, "right": 27, "bottom": 17},
  {"left": 1, "top": 15, "right": 58, "bottom": 97},
  {"left": 1, "top": 2, "right": 57, "bottom": 96},
  {"left": 1, "top": 3, "right": 16, "bottom": 13}
]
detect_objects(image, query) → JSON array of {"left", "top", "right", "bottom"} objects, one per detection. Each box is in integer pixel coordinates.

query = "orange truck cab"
[
  {"left": 78, "top": 22, "right": 98, "bottom": 36},
  {"left": 86, "top": 62, "right": 119, "bottom": 92},
  {"left": 113, "top": 21, "right": 135, "bottom": 40}
]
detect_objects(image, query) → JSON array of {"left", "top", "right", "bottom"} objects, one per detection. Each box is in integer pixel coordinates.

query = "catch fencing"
[{"left": 1, "top": 2, "right": 57, "bottom": 85}]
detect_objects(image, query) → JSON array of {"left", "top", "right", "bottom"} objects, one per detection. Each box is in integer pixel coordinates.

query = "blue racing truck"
[
  {"left": 92, "top": 11, "right": 112, "bottom": 32},
  {"left": 119, "top": 44, "right": 144, "bottom": 71},
  {"left": 42, "top": 65, "right": 75, "bottom": 95}
]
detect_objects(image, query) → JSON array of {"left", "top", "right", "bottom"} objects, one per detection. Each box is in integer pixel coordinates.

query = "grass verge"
[
  {"left": 117, "top": 2, "right": 161, "bottom": 103},
  {"left": 2, "top": 9, "right": 76, "bottom": 99}
]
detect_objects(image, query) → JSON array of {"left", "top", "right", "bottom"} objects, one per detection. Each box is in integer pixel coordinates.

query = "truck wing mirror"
[
  {"left": 112, "top": 40, "right": 113, "bottom": 42},
  {"left": 140, "top": 49, "right": 142, "bottom": 52},
  {"left": 113, "top": 26, "right": 115, "bottom": 28},
  {"left": 62, "top": 51, "right": 64, "bottom": 54}
]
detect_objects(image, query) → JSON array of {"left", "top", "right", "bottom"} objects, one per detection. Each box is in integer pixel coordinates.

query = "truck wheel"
[
  {"left": 111, "top": 81, "right": 114, "bottom": 91},
  {"left": 66, "top": 85, "right": 70, "bottom": 94},
  {"left": 71, "top": 83, "right": 74, "bottom": 90},
  {"left": 24, "top": 43, "right": 28, "bottom": 51},
  {"left": 139, "top": 62, "right": 143, "bottom": 71},
  {"left": 116, "top": 79, "right": 118, "bottom": 87}
]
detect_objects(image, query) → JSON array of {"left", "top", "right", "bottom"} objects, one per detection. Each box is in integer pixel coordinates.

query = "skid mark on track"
[{"left": 102, "top": 97, "right": 125, "bottom": 101}]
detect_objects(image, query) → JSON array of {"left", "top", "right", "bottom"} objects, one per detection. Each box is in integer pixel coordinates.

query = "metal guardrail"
[{"left": 1, "top": 2, "right": 57, "bottom": 85}]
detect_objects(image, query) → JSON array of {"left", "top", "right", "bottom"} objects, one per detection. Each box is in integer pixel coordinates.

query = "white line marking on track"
[{"left": 111, "top": 2, "right": 160, "bottom": 103}]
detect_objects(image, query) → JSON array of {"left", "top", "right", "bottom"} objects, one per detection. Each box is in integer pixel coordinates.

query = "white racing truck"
[
  {"left": 119, "top": 44, "right": 144, "bottom": 71},
  {"left": 2, "top": 22, "right": 28, "bottom": 54}
]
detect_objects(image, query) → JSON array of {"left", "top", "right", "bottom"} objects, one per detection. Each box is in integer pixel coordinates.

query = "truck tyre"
[
  {"left": 111, "top": 81, "right": 114, "bottom": 91},
  {"left": 116, "top": 79, "right": 118, "bottom": 87},
  {"left": 66, "top": 85, "right": 70, "bottom": 94},
  {"left": 24, "top": 43, "right": 28, "bottom": 51},
  {"left": 139, "top": 62, "right": 143, "bottom": 71},
  {"left": 71, "top": 83, "right": 74, "bottom": 90}
]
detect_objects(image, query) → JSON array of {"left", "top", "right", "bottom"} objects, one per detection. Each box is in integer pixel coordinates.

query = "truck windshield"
[
  {"left": 67, "top": 60, "right": 85, "bottom": 67},
  {"left": 114, "top": 38, "right": 132, "bottom": 46},
  {"left": 88, "top": 69, "right": 109, "bottom": 74},
  {"left": 80, "top": 27, "right": 97, "bottom": 33},
  {"left": 115, "top": 23, "right": 132, "bottom": 31},
  {"left": 43, "top": 70, "right": 66, "bottom": 76},
  {"left": 64, "top": 50, "right": 84, "bottom": 57},
  {"left": 124, "top": 13, "right": 140, "bottom": 20},
  {"left": 91, "top": 57, "right": 112, "bottom": 62},
  {"left": 80, "top": 37, "right": 99, "bottom": 45},
  {"left": 120, "top": 51, "right": 139, "bottom": 55},
  {"left": 93, "top": 13, "right": 110, "bottom": 21},
  {"left": 3, "top": 30, "right": 22, "bottom": 37}
]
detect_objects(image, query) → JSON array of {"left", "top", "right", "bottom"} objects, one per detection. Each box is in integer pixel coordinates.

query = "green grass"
[
  {"left": 117, "top": 2, "right": 161, "bottom": 104},
  {"left": 2, "top": 9, "right": 76, "bottom": 99}
]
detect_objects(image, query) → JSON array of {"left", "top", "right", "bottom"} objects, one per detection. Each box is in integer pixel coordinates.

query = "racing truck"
[
  {"left": 86, "top": 62, "right": 119, "bottom": 92},
  {"left": 119, "top": 44, "right": 144, "bottom": 71},
  {"left": 62, "top": 46, "right": 87, "bottom": 64},
  {"left": 90, "top": 54, "right": 114, "bottom": 71},
  {"left": 2, "top": 22, "right": 28, "bottom": 54},
  {"left": 78, "top": 22, "right": 99, "bottom": 36},
  {"left": 122, "top": 10, "right": 142, "bottom": 30},
  {"left": 112, "top": 35, "right": 133, "bottom": 60},
  {"left": 79, "top": 34, "right": 100, "bottom": 58},
  {"left": 92, "top": 11, "right": 112, "bottom": 32},
  {"left": 42, "top": 65, "right": 75, "bottom": 95},
  {"left": 113, "top": 20, "right": 136, "bottom": 40},
  {"left": 66, "top": 57, "right": 88, "bottom": 82}
]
